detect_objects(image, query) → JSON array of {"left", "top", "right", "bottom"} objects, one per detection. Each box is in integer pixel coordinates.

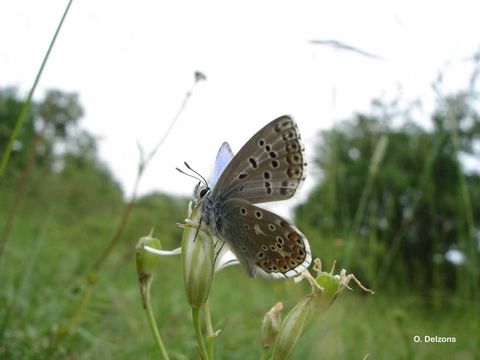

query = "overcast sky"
[{"left": 1, "top": 0, "right": 479, "bottom": 215}]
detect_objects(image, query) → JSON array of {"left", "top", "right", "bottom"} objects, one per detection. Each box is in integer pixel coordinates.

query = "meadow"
[{"left": 0, "top": 188, "right": 477, "bottom": 359}]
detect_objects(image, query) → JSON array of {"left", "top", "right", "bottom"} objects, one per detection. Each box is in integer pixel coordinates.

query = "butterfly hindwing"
[
  {"left": 212, "top": 115, "right": 306, "bottom": 204},
  {"left": 218, "top": 198, "right": 312, "bottom": 278}
]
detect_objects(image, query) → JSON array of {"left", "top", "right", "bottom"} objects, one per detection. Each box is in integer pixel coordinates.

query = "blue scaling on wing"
[{"left": 210, "top": 142, "right": 234, "bottom": 188}]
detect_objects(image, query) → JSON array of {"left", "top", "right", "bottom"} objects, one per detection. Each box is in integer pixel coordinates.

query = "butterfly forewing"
[
  {"left": 210, "top": 142, "right": 234, "bottom": 187},
  {"left": 218, "top": 198, "right": 312, "bottom": 278},
  {"left": 212, "top": 115, "right": 306, "bottom": 204}
]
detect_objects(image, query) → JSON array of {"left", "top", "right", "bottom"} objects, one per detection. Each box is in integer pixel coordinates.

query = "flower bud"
[
  {"left": 261, "top": 302, "right": 283, "bottom": 348},
  {"left": 314, "top": 259, "right": 374, "bottom": 299},
  {"left": 272, "top": 295, "right": 314, "bottom": 360},
  {"left": 315, "top": 271, "right": 340, "bottom": 296},
  {"left": 136, "top": 235, "right": 163, "bottom": 282},
  {"left": 294, "top": 259, "right": 374, "bottom": 312},
  {"left": 135, "top": 234, "right": 163, "bottom": 308},
  {"left": 181, "top": 208, "right": 214, "bottom": 308}
]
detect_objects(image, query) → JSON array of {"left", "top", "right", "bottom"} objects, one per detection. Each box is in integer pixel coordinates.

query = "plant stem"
[
  {"left": 204, "top": 300, "right": 215, "bottom": 360},
  {"left": 446, "top": 100, "right": 479, "bottom": 310},
  {"left": 55, "top": 74, "right": 202, "bottom": 343},
  {"left": 143, "top": 278, "right": 170, "bottom": 360},
  {"left": 192, "top": 307, "right": 209, "bottom": 360}
]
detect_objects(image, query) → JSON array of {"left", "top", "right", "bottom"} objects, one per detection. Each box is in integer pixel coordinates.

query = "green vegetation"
[
  {"left": 1, "top": 57, "right": 479, "bottom": 359},
  {"left": 296, "top": 92, "right": 480, "bottom": 302}
]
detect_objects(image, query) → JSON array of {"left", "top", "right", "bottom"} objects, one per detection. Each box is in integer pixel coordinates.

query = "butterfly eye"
[{"left": 199, "top": 187, "right": 210, "bottom": 198}]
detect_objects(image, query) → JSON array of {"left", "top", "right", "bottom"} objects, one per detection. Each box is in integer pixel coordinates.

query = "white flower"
[{"left": 143, "top": 202, "right": 239, "bottom": 274}]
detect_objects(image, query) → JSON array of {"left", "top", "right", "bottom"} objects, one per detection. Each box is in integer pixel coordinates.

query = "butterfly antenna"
[
  {"left": 184, "top": 161, "right": 208, "bottom": 187},
  {"left": 175, "top": 167, "right": 203, "bottom": 183}
]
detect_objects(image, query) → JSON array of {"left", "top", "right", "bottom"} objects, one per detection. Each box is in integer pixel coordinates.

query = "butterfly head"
[{"left": 193, "top": 182, "right": 211, "bottom": 205}]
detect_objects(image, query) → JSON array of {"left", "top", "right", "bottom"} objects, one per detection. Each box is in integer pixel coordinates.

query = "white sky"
[{"left": 1, "top": 0, "right": 479, "bottom": 216}]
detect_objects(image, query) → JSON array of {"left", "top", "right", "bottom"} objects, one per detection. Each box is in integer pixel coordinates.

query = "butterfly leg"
[{"left": 177, "top": 216, "right": 205, "bottom": 243}]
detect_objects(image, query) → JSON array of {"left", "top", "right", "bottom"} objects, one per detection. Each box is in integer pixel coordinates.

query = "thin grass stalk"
[
  {"left": 343, "top": 135, "right": 388, "bottom": 265},
  {"left": 445, "top": 101, "right": 479, "bottom": 309},
  {"left": 433, "top": 68, "right": 479, "bottom": 307},
  {"left": 0, "top": 0, "right": 74, "bottom": 178},
  {"left": 420, "top": 132, "right": 449, "bottom": 307}
]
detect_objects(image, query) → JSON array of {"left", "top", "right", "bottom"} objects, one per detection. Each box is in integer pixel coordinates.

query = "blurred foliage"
[
  {"left": 0, "top": 89, "right": 125, "bottom": 249},
  {"left": 0, "top": 87, "right": 34, "bottom": 169},
  {"left": 296, "top": 85, "right": 480, "bottom": 300},
  {"left": 0, "top": 87, "right": 83, "bottom": 178}
]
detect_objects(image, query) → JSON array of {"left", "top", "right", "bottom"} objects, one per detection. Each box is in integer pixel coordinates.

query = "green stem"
[
  {"left": 143, "top": 278, "right": 170, "bottom": 360},
  {"left": 192, "top": 307, "right": 209, "bottom": 360},
  {"left": 204, "top": 300, "right": 215, "bottom": 360},
  {"left": 0, "top": 0, "right": 74, "bottom": 177},
  {"left": 343, "top": 135, "right": 388, "bottom": 265}
]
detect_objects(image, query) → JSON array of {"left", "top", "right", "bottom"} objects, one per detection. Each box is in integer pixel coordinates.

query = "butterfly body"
[
  {"left": 200, "top": 191, "right": 227, "bottom": 234},
  {"left": 195, "top": 115, "right": 311, "bottom": 279}
]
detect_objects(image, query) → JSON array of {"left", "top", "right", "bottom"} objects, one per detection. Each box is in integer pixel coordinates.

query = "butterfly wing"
[
  {"left": 212, "top": 115, "right": 306, "bottom": 204},
  {"left": 210, "top": 142, "right": 234, "bottom": 188},
  {"left": 217, "top": 198, "right": 312, "bottom": 278}
]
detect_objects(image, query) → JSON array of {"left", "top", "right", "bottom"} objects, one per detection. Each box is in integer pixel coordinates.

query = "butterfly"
[{"left": 192, "top": 115, "right": 311, "bottom": 279}]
